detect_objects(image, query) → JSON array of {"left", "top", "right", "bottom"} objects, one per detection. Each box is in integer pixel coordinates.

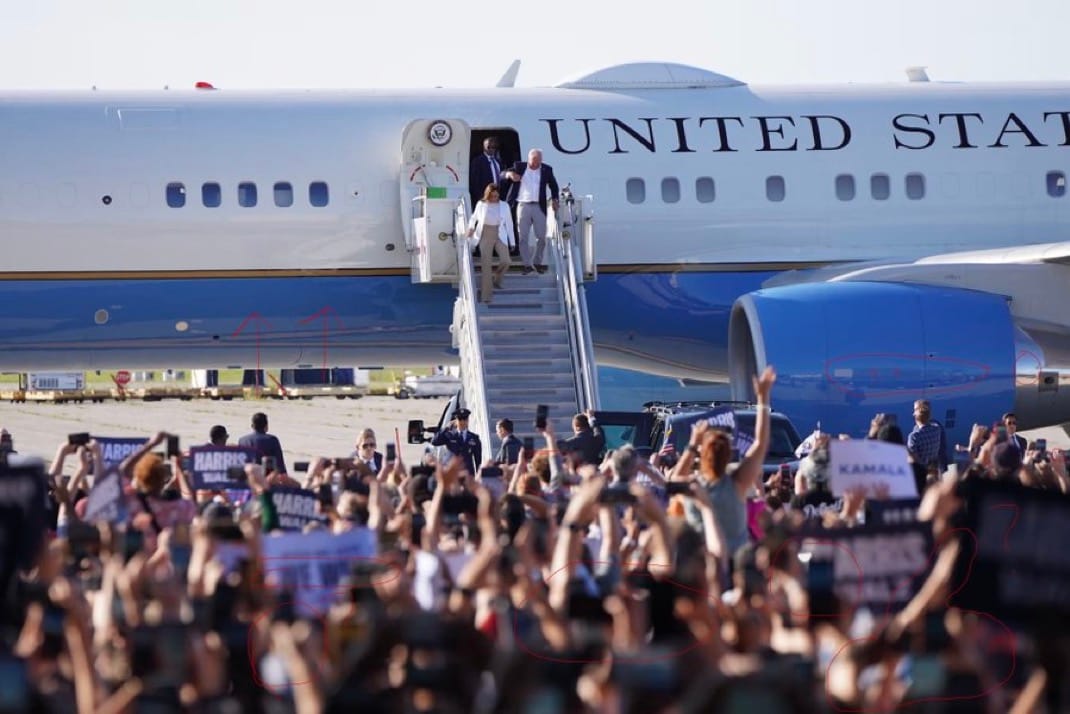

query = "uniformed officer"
[{"left": 431, "top": 408, "right": 482, "bottom": 476}]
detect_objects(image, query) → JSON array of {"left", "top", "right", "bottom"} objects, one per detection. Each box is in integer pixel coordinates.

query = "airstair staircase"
[{"left": 407, "top": 183, "right": 599, "bottom": 455}]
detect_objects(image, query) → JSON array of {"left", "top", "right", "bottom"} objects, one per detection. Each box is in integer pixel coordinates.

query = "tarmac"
[
  {"left": 1, "top": 395, "right": 1065, "bottom": 470},
  {"left": 0, "top": 395, "right": 450, "bottom": 469}
]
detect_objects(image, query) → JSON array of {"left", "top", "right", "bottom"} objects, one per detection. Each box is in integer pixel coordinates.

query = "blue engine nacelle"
[{"left": 728, "top": 282, "right": 1017, "bottom": 449}]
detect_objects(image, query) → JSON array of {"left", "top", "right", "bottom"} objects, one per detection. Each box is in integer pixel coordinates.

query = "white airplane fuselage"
[{"left": 2, "top": 69, "right": 1070, "bottom": 441}]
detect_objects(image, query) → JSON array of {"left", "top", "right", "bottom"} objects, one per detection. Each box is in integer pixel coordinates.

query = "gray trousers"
[{"left": 516, "top": 202, "right": 548, "bottom": 268}]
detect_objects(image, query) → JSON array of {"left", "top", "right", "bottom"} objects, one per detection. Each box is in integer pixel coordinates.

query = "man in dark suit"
[
  {"left": 1002, "top": 412, "right": 1028, "bottom": 455},
  {"left": 350, "top": 428, "right": 384, "bottom": 473},
  {"left": 503, "top": 148, "right": 559, "bottom": 274},
  {"left": 469, "top": 136, "right": 505, "bottom": 211},
  {"left": 560, "top": 412, "right": 605, "bottom": 466},
  {"left": 431, "top": 408, "right": 482, "bottom": 476},
  {"left": 494, "top": 418, "right": 522, "bottom": 465},
  {"left": 238, "top": 412, "right": 287, "bottom": 474}
]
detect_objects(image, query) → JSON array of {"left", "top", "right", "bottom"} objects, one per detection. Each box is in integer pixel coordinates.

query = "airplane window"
[
  {"left": 905, "top": 173, "right": 926, "bottom": 200},
  {"left": 274, "top": 182, "right": 294, "bottom": 207},
  {"left": 835, "top": 174, "right": 855, "bottom": 201},
  {"left": 166, "top": 182, "right": 186, "bottom": 208},
  {"left": 309, "top": 181, "right": 329, "bottom": 207},
  {"left": 870, "top": 173, "right": 890, "bottom": 200},
  {"left": 661, "top": 177, "right": 681, "bottom": 204},
  {"left": 1047, "top": 171, "right": 1066, "bottom": 198},
  {"left": 202, "top": 182, "right": 221, "bottom": 208},
  {"left": 238, "top": 182, "right": 258, "bottom": 207},
  {"left": 766, "top": 175, "right": 785, "bottom": 202},
  {"left": 626, "top": 178, "right": 645, "bottom": 204},
  {"left": 695, "top": 177, "right": 715, "bottom": 203}
]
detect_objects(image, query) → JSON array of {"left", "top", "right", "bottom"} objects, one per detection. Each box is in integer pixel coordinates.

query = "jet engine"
[{"left": 728, "top": 281, "right": 1070, "bottom": 448}]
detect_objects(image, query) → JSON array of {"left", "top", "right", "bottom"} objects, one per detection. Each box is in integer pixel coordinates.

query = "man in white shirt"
[{"left": 504, "top": 148, "right": 560, "bottom": 274}]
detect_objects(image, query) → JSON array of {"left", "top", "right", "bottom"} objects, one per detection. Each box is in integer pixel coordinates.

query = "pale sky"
[{"left": 1, "top": 0, "right": 1066, "bottom": 90}]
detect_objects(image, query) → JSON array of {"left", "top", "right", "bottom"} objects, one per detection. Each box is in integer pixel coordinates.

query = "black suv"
[{"left": 593, "top": 401, "right": 803, "bottom": 475}]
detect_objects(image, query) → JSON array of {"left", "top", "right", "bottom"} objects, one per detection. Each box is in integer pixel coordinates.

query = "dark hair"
[
  {"left": 252, "top": 412, "right": 268, "bottom": 432},
  {"left": 875, "top": 423, "right": 905, "bottom": 445},
  {"left": 497, "top": 418, "right": 514, "bottom": 434},
  {"left": 1002, "top": 412, "right": 1017, "bottom": 423},
  {"left": 573, "top": 414, "right": 590, "bottom": 430}
]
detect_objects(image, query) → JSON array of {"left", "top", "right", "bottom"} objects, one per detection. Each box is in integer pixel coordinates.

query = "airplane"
[{"left": 2, "top": 61, "right": 1070, "bottom": 448}]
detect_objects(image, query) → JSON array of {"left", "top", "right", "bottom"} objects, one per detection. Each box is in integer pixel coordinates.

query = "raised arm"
[
  {"left": 734, "top": 366, "right": 777, "bottom": 498},
  {"left": 120, "top": 431, "right": 166, "bottom": 481}
]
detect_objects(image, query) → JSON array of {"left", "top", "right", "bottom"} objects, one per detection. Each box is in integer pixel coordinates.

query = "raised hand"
[{"left": 753, "top": 365, "right": 777, "bottom": 403}]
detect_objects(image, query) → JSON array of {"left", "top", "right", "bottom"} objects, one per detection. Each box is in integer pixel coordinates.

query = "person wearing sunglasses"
[{"left": 350, "top": 427, "right": 383, "bottom": 473}]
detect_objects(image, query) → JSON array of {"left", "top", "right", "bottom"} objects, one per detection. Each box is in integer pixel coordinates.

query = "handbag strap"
[{"left": 135, "top": 491, "right": 163, "bottom": 534}]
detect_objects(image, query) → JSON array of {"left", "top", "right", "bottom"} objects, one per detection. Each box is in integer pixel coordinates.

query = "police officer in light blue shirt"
[{"left": 431, "top": 408, "right": 482, "bottom": 476}]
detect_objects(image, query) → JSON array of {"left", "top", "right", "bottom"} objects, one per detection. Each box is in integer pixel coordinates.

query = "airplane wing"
[{"left": 761, "top": 240, "right": 1070, "bottom": 336}]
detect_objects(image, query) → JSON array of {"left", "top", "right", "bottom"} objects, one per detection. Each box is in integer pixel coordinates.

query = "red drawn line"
[
  {"left": 823, "top": 352, "right": 992, "bottom": 399},
  {"left": 989, "top": 503, "right": 1020, "bottom": 551},
  {"left": 822, "top": 524, "right": 1018, "bottom": 712}
]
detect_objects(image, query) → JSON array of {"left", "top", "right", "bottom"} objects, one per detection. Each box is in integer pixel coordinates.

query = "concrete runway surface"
[
  {"left": 1, "top": 396, "right": 1066, "bottom": 469},
  {"left": 0, "top": 395, "right": 450, "bottom": 468}
]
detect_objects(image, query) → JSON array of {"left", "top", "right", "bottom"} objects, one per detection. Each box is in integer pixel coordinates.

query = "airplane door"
[{"left": 400, "top": 119, "right": 471, "bottom": 281}]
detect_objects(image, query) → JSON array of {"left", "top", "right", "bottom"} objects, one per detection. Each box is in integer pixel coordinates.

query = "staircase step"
[
  {"left": 479, "top": 329, "right": 570, "bottom": 345},
  {"left": 477, "top": 315, "right": 565, "bottom": 330},
  {"left": 481, "top": 358, "right": 572, "bottom": 374},
  {"left": 483, "top": 342, "right": 570, "bottom": 358},
  {"left": 477, "top": 299, "right": 560, "bottom": 314},
  {"left": 487, "top": 386, "right": 576, "bottom": 402},
  {"left": 484, "top": 374, "right": 575, "bottom": 391}
]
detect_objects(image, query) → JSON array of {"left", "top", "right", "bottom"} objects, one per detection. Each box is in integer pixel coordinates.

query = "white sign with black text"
[{"left": 828, "top": 440, "right": 917, "bottom": 498}]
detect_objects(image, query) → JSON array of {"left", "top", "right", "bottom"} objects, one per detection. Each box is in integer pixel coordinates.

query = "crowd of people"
[{"left": 1, "top": 369, "right": 1069, "bottom": 713}]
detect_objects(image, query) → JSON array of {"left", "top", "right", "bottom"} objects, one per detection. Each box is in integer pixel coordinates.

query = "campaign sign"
[
  {"left": 828, "top": 440, "right": 917, "bottom": 498},
  {"left": 950, "top": 478, "right": 1070, "bottom": 624},
  {"left": 701, "top": 407, "right": 755, "bottom": 456},
  {"left": 188, "top": 446, "right": 257, "bottom": 490},
  {"left": 269, "top": 488, "right": 325, "bottom": 532},
  {"left": 83, "top": 468, "right": 124, "bottom": 524},
  {"left": 800, "top": 521, "right": 933, "bottom": 612},
  {"left": 261, "top": 528, "right": 379, "bottom": 617},
  {"left": 96, "top": 437, "right": 148, "bottom": 470}
]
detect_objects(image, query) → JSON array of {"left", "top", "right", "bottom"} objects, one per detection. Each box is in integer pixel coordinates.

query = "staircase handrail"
[
  {"left": 550, "top": 191, "right": 600, "bottom": 411},
  {"left": 452, "top": 201, "right": 493, "bottom": 450}
]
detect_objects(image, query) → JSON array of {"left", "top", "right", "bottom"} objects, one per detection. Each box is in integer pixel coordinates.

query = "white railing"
[
  {"left": 549, "top": 191, "right": 600, "bottom": 412},
  {"left": 451, "top": 200, "right": 493, "bottom": 450}
]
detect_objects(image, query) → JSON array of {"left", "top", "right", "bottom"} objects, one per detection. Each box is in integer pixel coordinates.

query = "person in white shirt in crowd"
[
  {"left": 503, "top": 148, "right": 559, "bottom": 274},
  {"left": 466, "top": 183, "right": 513, "bottom": 304}
]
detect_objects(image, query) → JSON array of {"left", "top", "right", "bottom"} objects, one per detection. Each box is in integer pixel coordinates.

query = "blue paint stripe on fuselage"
[{"left": 0, "top": 271, "right": 775, "bottom": 372}]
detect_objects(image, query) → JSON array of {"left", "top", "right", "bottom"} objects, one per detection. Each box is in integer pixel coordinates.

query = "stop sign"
[{"left": 114, "top": 370, "right": 132, "bottom": 386}]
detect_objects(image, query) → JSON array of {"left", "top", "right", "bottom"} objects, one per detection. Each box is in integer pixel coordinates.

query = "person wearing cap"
[
  {"left": 431, "top": 408, "right": 482, "bottom": 476},
  {"left": 209, "top": 425, "right": 229, "bottom": 446}
]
